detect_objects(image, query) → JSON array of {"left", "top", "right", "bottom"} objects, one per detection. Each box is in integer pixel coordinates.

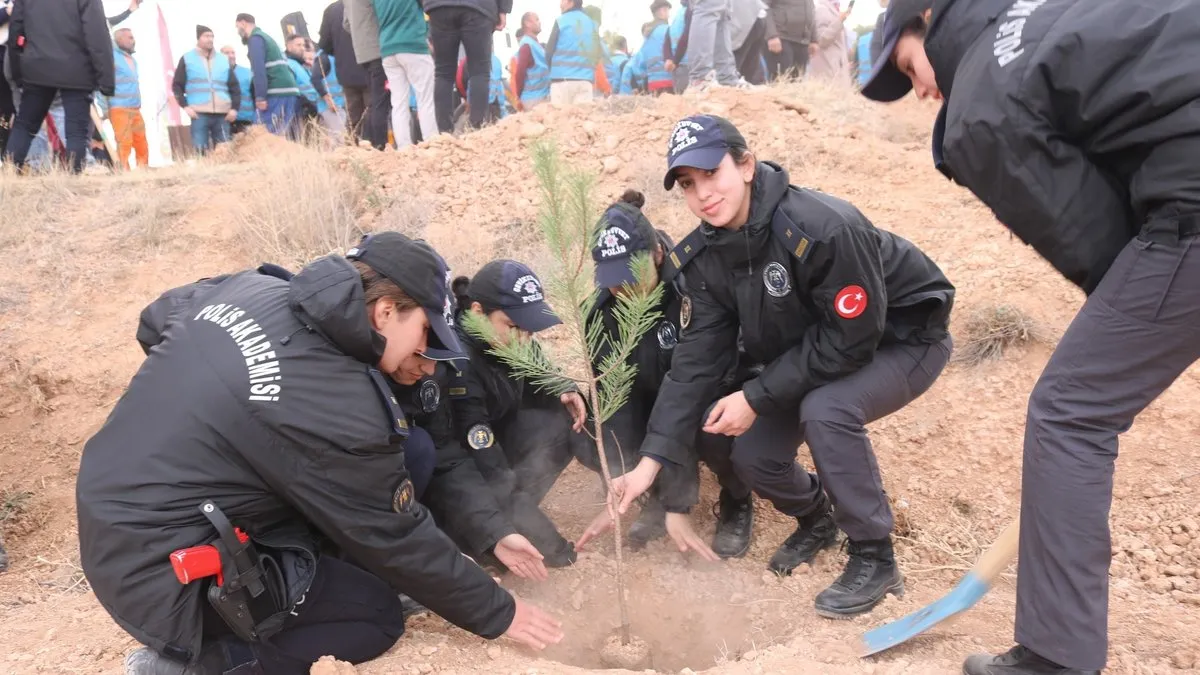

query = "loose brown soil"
[{"left": 1, "top": 81, "right": 1198, "bottom": 675}]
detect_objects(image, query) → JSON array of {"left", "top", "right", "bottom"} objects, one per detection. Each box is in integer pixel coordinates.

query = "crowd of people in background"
[{"left": 0, "top": 0, "right": 880, "bottom": 174}]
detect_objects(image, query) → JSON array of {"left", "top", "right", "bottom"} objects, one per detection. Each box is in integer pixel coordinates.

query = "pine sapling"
[{"left": 461, "top": 140, "right": 663, "bottom": 645}]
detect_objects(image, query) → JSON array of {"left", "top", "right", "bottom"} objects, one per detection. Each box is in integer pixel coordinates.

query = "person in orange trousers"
[
  {"left": 108, "top": 107, "right": 148, "bottom": 170},
  {"left": 109, "top": 29, "right": 149, "bottom": 170}
]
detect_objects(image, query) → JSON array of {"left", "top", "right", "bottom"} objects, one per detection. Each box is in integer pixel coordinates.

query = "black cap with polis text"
[
  {"left": 860, "top": 0, "right": 934, "bottom": 102},
  {"left": 469, "top": 260, "right": 562, "bottom": 333},
  {"left": 345, "top": 232, "right": 465, "bottom": 362},
  {"left": 592, "top": 202, "right": 658, "bottom": 289},
  {"left": 663, "top": 114, "right": 746, "bottom": 190}
]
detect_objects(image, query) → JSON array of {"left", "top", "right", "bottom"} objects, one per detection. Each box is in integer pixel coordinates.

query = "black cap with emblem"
[
  {"left": 345, "top": 232, "right": 465, "bottom": 363},
  {"left": 663, "top": 114, "right": 748, "bottom": 190},
  {"left": 592, "top": 201, "right": 659, "bottom": 289},
  {"left": 469, "top": 260, "right": 562, "bottom": 333},
  {"left": 860, "top": 0, "right": 934, "bottom": 102}
]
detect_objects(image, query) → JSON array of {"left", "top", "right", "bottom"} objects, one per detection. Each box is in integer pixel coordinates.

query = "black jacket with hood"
[
  {"left": 7, "top": 0, "right": 115, "bottom": 93},
  {"left": 641, "top": 162, "right": 955, "bottom": 466},
  {"left": 927, "top": 0, "right": 1200, "bottom": 294},
  {"left": 76, "top": 257, "right": 514, "bottom": 665}
]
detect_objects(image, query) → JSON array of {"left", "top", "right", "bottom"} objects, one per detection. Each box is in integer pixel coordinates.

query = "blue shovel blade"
[{"left": 860, "top": 572, "right": 990, "bottom": 657}]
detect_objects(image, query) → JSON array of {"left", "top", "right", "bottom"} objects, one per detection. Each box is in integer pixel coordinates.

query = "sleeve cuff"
[
  {"left": 741, "top": 377, "right": 775, "bottom": 416},
  {"left": 639, "top": 433, "right": 688, "bottom": 466}
]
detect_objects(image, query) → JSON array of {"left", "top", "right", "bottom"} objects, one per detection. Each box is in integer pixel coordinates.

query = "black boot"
[
  {"left": 398, "top": 593, "right": 429, "bottom": 619},
  {"left": 542, "top": 537, "right": 578, "bottom": 567},
  {"left": 768, "top": 503, "right": 838, "bottom": 574},
  {"left": 963, "top": 646, "right": 1101, "bottom": 675},
  {"left": 711, "top": 490, "right": 754, "bottom": 558},
  {"left": 813, "top": 537, "right": 903, "bottom": 618},
  {"left": 627, "top": 497, "right": 667, "bottom": 550}
]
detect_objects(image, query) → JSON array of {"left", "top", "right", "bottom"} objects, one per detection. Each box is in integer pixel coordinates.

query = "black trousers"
[
  {"left": 701, "top": 338, "right": 952, "bottom": 541},
  {"left": 733, "top": 19, "right": 767, "bottom": 85},
  {"left": 428, "top": 6, "right": 492, "bottom": 132},
  {"left": 341, "top": 85, "right": 369, "bottom": 144},
  {"left": 4, "top": 84, "right": 92, "bottom": 173},
  {"left": 765, "top": 37, "right": 810, "bottom": 82},
  {"left": 364, "top": 60, "right": 390, "bottom": 150},
  {"left": 0, "top": 47, "right": 14, "bottom": 155},
  {"left": 204, "top": 557, "right": 406, "bottom": 675}
]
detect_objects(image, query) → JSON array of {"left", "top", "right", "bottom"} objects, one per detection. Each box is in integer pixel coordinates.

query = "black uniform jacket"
[
  {"left": 7, "top": 0, "right": 115, "bottom": 93},
  {"left": 76, "top": 257, "right": 514, "bottom": 663},
  {"left": 641, "top": 162, "right": 955, "bottom": 465},
  {"left": 394, "top": 364, "right": 517, "bottom": 557},
  {"left": 927, "top": 0, "right": 1200, "bottom": 293}
]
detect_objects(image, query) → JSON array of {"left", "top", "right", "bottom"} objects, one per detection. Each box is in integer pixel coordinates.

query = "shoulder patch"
[
  {"left": 367, "top": 368, "right": 410, "bottom": 439},
  {"left": 662, "top": 226, "right": 707, "bottom": 284},
  {"left": 467, "top": 423, "right": 495, "bottom": 450},
  {"left": 392, "top": 478, "right": 415, "bottom": 513},
  {"left": 448, "top": 365, "right": 469, "bottom": 399},
  {"left": 770, "top": 208, "right": 815, "bottom": 264},
  {"left": 419, "top": 379, "right": 441, "bottom": 413}
]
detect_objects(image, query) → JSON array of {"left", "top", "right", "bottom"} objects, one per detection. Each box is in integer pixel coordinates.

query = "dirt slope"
[{"left": 1, "top": 81, "right": 1198, "bottom": 675}]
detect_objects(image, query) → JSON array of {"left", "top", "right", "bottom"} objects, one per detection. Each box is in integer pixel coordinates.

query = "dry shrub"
[
  {"left": 0, "top": 167, "right": 84, "bottom": 251},
  {"left": 953, "top": 304, "right": 1050, "bottom": 366},
  {"left": 236, "top": 149, "right": 369, "bottom": 267}
]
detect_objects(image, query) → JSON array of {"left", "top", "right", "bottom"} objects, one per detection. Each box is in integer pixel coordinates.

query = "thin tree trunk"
[{"left": 587, "top": 385, "right": 631, "bottom": 642}]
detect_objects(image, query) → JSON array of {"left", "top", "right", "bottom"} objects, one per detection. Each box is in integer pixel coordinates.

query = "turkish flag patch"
[{"left": 834, "top": 285, "right": 868, "bottom": 319}]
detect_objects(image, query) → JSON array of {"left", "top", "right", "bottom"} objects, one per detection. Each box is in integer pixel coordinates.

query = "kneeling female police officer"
[
  {"left": 610, "top": 115, "right": 956, "bottom": 618},
  {"left": 77, "top": 232, "right": 561, "bottom": 675}
]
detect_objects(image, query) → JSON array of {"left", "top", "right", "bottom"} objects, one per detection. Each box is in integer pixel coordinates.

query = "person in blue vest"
[
  {"left": 544, "top": 0, "right": 603, "bottom": 105},
  {"left": 606, "top": 36, "right": 630, "bottom": 89},
  {"left": 285, "top": 35, "right": 336, "bottom": 141},
  {"left": 220, "top": 45, "right": 256, "bottom": 135},
  {"left": 511, "top": 14, "right": 550, "bottom": 111},
  {"left": 622, "top": 1, "right": 673, "bottom": 96},
  {"left": 487, "top": 53, "right": 508, "bottom": 121},
  {"left": 108, "top": 28, "right": 148, "bottom": 170},
  {"left": 172, "top": 26, "right": 241, "bottom": 155},
  {"left": 853, "top": 30, "right": 872, "bottom": 87},
  {"left": 308, "top": 43, "right": 348, "bottom": 144}
]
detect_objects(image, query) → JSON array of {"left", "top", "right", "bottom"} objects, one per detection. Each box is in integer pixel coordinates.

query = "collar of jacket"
[
  {"left": 287, "top": 255, "right": 387, "bottom": 365},
  {"left": 925, "top": 0, "right": 1013, "bottom": 100},
  {"left": 702, "top": 161, "right": 790, "bottom": 269}
]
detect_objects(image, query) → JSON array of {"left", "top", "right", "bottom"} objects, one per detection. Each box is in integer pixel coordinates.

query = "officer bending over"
[
  {"left": 394, "top": 362, "right": 551, "bottom": 581},
  {"left": 862, "top": 0, "right": 1200, "bottom": 672},
  {"left": 77, "top": 233, "right": 561, "bottom": 675},
  {"left": 575, "top": 189, "right": 755, "bottom": 560},
  {"left": 452, "top": 260, "right": 593, "bottom": 569},
  {"left": 610, "top": 115, "right": 956, "bottom": 618}
]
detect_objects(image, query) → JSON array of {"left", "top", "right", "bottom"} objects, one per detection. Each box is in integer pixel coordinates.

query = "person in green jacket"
[
  {"left": 374, "top": 0, "right": 436, "bottom": 148},
  {"left": 235, "top": 13, "right": 300, "bottom": 138}
]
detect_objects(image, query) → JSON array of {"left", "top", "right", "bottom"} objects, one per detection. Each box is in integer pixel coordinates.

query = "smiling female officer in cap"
[
  {"left": 861, "top": 0, "right": 1200, "bottom": 672},
  {"left": 450, "top": 259, "right": 593, "bottom": 571},
  {"left": 76, "top": 232, "right": 562, "bottom": 675},
  {"left": 607, "top": 114, "right": 956, "bottom": 619},
  {"left": 574, "top": 189, "right": 756, "bottom": 561}
]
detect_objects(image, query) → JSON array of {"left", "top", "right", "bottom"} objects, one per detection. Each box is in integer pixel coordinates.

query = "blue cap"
[
  {"left": 663, "top": 114, "right": 746, "bottom": 190},
  {"left": 470, "top": 260, "right": 562, "bottom": 333},
  {"left": 861, "top": 0, "right": 932, "bottom": 103},
  {"left": 592, "top": 203, "right": 657, "bottom": 289}
]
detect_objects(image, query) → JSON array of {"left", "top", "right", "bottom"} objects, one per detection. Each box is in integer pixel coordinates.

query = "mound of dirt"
[{"left": 1, "top": 81, "right": 1199, "bottom": 675}]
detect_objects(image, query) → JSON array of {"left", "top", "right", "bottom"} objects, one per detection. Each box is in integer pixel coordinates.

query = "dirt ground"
[{"left": 1, "top": 81, "right": 1199, "bottom": 675}]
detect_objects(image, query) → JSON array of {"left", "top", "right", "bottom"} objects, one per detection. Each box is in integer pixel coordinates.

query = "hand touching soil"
[{"left": 503, "top": 598, "right": 564, "bottom": 650}]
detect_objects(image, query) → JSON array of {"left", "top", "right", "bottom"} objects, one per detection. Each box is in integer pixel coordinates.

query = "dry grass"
[
  {"left": 236, "top": 148, "right": 370, "bottom": 268},
  {"left": 953, "top": 304, "right": 1051, "bottom": 366}
]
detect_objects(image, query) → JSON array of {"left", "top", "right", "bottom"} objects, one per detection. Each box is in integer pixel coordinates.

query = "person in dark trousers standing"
[
  {"left": 4, "top": 0, "right": 114, "bottom": 173},
  {"left": 172, "top": 26, "right": 241, "bottom": 155},
  {"left": 424, "top": 0, "right": 509, "bottom": 133},
  {"left": 609, "top": 115, "right": 955, "bottom": 618},
  {"left": 861, "top": 0, "right": 1200, "bottom": 673},
  {"left": 81, "top": 232, "right": 563, "bottom": 675},
  {"left": 235, "top": 13, "right": 300, "bottom": 138},
  {"left": 343, "top": 0, "right": 389, "bottom": 150},
  {"left": 0, "top": 0, "right": 15, "bottom": 155},
  {"left": 451, "top": 260, "right": 594, "bottom": 568},
  {"left": 763, "top": 0, "right": 816, "bottom": 81},
  {"left": 573, "top": 190, "right": 756, "bottom": 559},
  {"left": 394, "top": 363, "right": 551, "bottom": 582},
  {"left": 222, "top": 44, "right": 256, "bottom": 134},
  {"left": 319, "top": 0, "right": 370, "bottom": 144}
]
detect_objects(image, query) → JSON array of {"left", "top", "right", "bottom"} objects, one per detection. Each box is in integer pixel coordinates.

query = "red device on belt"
[{"left": 170, "top": 529, "right": 249, "bottom": 586}]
